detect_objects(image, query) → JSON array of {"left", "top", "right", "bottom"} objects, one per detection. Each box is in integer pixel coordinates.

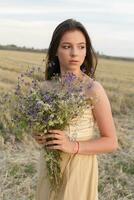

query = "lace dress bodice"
[{"left": 64, "top": 106, "right": 95, "bottom": 141}]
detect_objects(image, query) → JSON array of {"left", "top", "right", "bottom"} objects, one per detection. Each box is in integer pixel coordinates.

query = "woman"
[{"left": 34, "top": 18, "right": 118, "bottom": 200}]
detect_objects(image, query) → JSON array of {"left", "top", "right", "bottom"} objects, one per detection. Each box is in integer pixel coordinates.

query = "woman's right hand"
[{"left": 33, "top": 134, "right": 46, "bottom": 145}]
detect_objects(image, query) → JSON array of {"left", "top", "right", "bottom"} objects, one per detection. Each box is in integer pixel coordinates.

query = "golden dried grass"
[{"left": 0, "top": 50, "right": 134, "bottom": 199}]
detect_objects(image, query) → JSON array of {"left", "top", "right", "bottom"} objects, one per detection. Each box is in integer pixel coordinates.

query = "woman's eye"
[
  {"left": 63, "top": 46, "right": 70, "bottom": 49},
  {"left": 79, "top": 46, "right": 85, "bottom": 49},
  {"left": 62, "top": 45, "right": 85, "bottom": 49}
]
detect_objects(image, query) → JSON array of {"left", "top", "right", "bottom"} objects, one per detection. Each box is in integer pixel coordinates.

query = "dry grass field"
[{"left": 0, "top": 50, "right": 134, "bottom": 200}]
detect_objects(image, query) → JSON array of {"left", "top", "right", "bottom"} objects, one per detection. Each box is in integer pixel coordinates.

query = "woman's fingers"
[
  {"left": 33, "top": 135, "right": 44, "bottom": 139},
  {"left": 33, "top": 134, "right": 46, "bottom": 144},
  {"left": 48, "top": 130, "right": 63, "bottom": 135},
  {"left": 46, "top": 145, "right": 62, "bottom": 150},
  {"left": 45, "top": 139, "right": 62, "bottom": 146},
  {"left": 45, "top": 133, "right": 62, "bottom": 140},
  {"left": 33, "top": 130, "right": 65, "bottom": 146},
  {"left": 37, "top": 140, "right": 45, "bottom": 144}
]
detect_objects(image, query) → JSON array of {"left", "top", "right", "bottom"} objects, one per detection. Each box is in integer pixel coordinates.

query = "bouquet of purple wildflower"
[{"left": 10, "top": 67, "right": 95, "bottom": 192}]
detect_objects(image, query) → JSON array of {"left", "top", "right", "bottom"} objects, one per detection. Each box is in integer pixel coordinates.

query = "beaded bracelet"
[{"left": 74, "top": 141, "right": 79, "bottom": 154}]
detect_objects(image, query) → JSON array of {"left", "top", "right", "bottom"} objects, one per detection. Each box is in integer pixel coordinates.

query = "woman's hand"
[
  {"left": 33, "top": 134, "right": 46, "bottom": 145},
  {"left": 44, "top": 129, "right": 77, "bottom": 154}
]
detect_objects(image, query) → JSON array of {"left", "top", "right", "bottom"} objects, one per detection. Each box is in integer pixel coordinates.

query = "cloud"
[
  {"left": 0, "top": 0, "right": 134, "bottom": 57},
  {"left": 0, "top": 19, "right": 58, "bottom": 48},
  {"left": 113, "top": 1, "right": 134, "bottom": 15},
  {"left": 0, "top": 2, "right": 134, "bottom": 15},
  {"left": 0, "top": 5, "right": 113, "bottom": 15}
]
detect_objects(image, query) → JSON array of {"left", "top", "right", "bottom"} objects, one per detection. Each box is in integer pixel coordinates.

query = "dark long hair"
[{"left": 45, "top": 18, "right": 97, "bottom": 80}]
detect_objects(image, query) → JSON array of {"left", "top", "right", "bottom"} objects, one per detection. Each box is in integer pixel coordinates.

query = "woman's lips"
[{"left": 69, "top": 60, "right": 79, "bottom": 63}]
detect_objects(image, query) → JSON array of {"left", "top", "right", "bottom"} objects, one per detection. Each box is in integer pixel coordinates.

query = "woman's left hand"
[{"left": 44, "top": 129, "right": 76, "bottom": 154}]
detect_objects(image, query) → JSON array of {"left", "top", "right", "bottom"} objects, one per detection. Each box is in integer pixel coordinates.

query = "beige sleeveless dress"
[{"left": 36, "top": 106, "right": 98, "bottom": 200}]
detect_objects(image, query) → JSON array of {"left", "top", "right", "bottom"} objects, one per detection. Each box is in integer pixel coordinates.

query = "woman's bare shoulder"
[
  {"left": 91, "top": 80, "right": 112, "bottom": 111},
  {"left": 85, "top": 79, "right": 108, "bottom": 107},
  {"left": 88, "top": 79, "right": 105, "bottom": 96}
]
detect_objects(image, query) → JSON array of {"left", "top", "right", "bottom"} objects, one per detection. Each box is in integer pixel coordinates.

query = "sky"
[{"left": 0, "top": 0, "right": 134, "bottom": 58}]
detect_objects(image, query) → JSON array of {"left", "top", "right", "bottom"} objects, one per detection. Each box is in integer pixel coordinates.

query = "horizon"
[
  {"left": 0, "top": 0, "right": 134, "bottom": 58},
  {"left": 1, "top": 43, "right": 134, "bottom": 60}
]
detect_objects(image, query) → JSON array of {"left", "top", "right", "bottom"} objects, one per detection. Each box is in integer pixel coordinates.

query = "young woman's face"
[{"left": 56, "top": 30, "right": 86, "bottom": 75}]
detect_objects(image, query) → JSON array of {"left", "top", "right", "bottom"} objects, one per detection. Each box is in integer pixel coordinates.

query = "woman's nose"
[{"left": 70, "top": 47, "right": 78, "bottom": 56}]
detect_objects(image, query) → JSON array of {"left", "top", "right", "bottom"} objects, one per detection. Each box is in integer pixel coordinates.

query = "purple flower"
[
  {"left": 62, "top": 72, "right": 77, "bottom": 86},
  {"left": 43, "top": 94, "right": 53, "bottom": 103},
  {"left": 35, "top": 100, "right": 44, "bottom": 110},
  {"left": 90, "top": 67, "right": 94, "bottom": 74},
  {"left": 82, "top": 67, "right": 86, "bottom": 73}
]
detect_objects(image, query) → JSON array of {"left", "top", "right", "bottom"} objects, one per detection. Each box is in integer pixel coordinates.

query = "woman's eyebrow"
[{"left": 61, "top": 42, "right": 86, "bottom": 45}]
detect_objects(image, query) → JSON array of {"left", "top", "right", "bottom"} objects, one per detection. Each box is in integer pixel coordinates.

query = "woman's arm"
[{"left": 79, "top": 81, "right": 119, "bottom": 155}]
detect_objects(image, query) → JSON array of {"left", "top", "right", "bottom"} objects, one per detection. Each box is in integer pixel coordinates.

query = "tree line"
[{"left": 0, "top": 44, "right": 134, "bottom": 61}]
